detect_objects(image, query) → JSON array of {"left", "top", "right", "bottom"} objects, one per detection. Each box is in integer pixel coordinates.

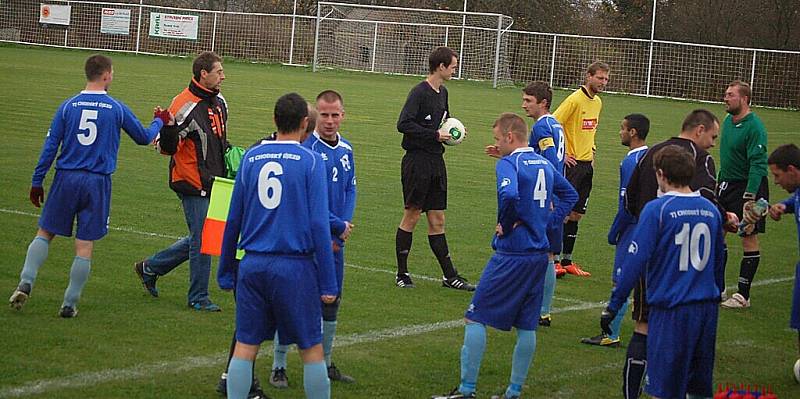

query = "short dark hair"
[
  {"left": 728, "top": 80, "right": 752, "bottom": 101},
  {"left": 768, "top": 144, "right": 800, "bottom": 171},
  {"left": 681, "top": 109, "right": 719, "bottom": 132},
  {"left": 522, "top": 81, "right": 552, "bottom": 110},
  {"left": 493, "top": 112, "right": 528, "bottom": 141},
  {"left": 316, "top": 90, "right": 343, "bottom": 106},
  {"left": 274, "top": 93, "right": 308, "bottom": 133},
  {"left": 653, "top": 145, "right": 695, "bottom": 187},
  {"left": 192, "top": 51, "right": 222, "bottom": 81},
  {"left": 428, "top": 47, "right": 457, "bottom": 74},
  {"left": 587, "top": 61, "right": 610, "bottom": 75},
  {"left": 85, "top": 54, "right": 113, "bottom": 81},
  {"left": 624, "top": 113, "right": 650, "bottom": 140}
]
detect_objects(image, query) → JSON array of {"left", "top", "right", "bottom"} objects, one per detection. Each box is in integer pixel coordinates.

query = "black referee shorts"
[
  {"left": 565, "top": 160, "right": 593, "bottom": 214},
  {"left": 401, "top": 152, "right": 447, "bottom": 212},
  {"left": 717, "top": 178, "right": 769, "bottom": 236},
  {"left": 631, "top": 276, "right": 649, "bottom": 323}
]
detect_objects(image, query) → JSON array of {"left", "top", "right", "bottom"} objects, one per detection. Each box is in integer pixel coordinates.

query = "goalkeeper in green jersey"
[{"left": 718, "top": 80, "right": 769, "bottom": 309}]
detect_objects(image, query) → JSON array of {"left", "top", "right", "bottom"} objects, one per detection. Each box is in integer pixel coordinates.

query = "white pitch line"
[{"left": 0, "top": 206, "right": 795, "bottom": 397}]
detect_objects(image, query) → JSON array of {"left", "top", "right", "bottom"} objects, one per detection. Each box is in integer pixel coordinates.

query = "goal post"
[{"left": 312, "top": 2, "right": 513, "bottom": 87}]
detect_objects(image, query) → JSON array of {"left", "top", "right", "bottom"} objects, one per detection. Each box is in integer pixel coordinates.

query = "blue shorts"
[
  {"left": 791, "top": 261, "right": 800, "bottom": 330},
  {"left": 546, "top": 221, "right": 563, "bottom": 254},
  {"left": 646, "top": 301, "right": 718, "bottom": 398},
  {"left": 465, "top": 252, "right": 548, "bottom": 331},
  {"left": 39, "top": 170, "right": 111, "bottom": 241},
  {"left": 612, "top": 227, "right": 635, "bottom": 285},
  {"left": 235, "top": 253, "right": 322, "bottom": 349}
]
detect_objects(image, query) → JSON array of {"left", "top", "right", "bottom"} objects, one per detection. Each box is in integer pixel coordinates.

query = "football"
[
  {"left": 441, "top": 117, "right": 466, "bottom": 146},
  {"left": 794, "top": 358, "right": 800, "bottom": 383}
]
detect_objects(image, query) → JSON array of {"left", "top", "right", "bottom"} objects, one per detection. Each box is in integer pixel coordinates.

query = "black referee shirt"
[
  {"left": 626, "top": 137, "right": 722, "bottom": 217},
  {"left": 397, "top": 81, "right": 450, "bottom": 155}
]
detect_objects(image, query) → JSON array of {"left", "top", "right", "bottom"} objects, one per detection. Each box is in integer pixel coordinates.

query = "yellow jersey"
[{"left": 553, "top": 86, "right": 602, "bottom": 161}]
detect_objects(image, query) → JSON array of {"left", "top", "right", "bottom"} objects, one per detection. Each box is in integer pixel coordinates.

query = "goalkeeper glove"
[
  {"left": 600, "top": 307, "right": 617, "bottom": 336},
  {"left": 738, "top": 198, "right": 769, "bottom": 236},
  {"left": 29, "top": 186, "right": 44, "bottom": 208}
]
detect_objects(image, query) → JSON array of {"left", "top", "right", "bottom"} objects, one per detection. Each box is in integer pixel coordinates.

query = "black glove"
[
  {"left": 29, "top": 186, "right": 44, "bottom": 208},
  {"left": 600, "top": 307, "right": 617, "bottom": 336}
]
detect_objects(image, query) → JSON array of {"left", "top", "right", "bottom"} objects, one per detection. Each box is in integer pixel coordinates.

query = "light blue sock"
[
  {"left": 608, "top": 300, "right": 629, "bottom": 341},
  {"left": 20, "top": 236, "right": 50, "bottom": 286},
  {"left": 507, "top": 329, "right": 536, "bottom": 398},
  {"left": 322, "top": 320, "right": 337, "bottom": 367},
  {"left": 226, "top": 357, "right": 253, "bottom": 399},
  {"left": 303, "top": 361, "right": 330, "bottom": 399},
  {"left": 273, "top": 332, "right": 289, "bottom": 369},
  {"left": 540, "top": 260, "right": 556, "bottom": 315},
  {"left": 62, "top": 256, "right": 91, "bottom": 308},
  {"left": 459, "top": 322, "right": 486, "bottom": 395}
]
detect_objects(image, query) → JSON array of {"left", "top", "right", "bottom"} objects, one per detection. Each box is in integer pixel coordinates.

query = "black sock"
[
  {"left": 738, "top": 251, "right": 760, "bottom": 299},
  {"left": 396, "top": 228, "right": 412, "bottom": 275},
  {"left": 623, "top": 332, "right": 647, "bottom": 399},
  {"left": 428, "top": 233, "right": 457, "bottom": 279},
  {"left": 561, "top": 221, "right": 579, "bottom": 266}
]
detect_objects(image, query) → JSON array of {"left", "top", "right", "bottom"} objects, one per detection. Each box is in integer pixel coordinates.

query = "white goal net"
[{"left": 313, "top": 2, "right": 514, "bottom": 87}]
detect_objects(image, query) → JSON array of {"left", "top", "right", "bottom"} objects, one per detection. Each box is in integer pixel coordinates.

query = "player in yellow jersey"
[{"left": 552, "top": 61, "right": 609, "bottom": 277}]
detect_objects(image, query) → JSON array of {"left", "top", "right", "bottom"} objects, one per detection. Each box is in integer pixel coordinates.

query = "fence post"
[
  {"left": 64, "top": 1, "right": 69, "bottom": 47},
  {"left": 289, "top": 0, "right": 297, "bottom": 64},
  {"left": 492, "top": 15, "right": 502, "bottom": 88},
  {"left": 457, "top": 11, "right": 466, "bottom": 79},
  {"left": 646, "top": 0, "right": 657, "bottom": 96},
  {"left": 750, "top": 50, "right": 757, "bottom": 90},
  {"left": 549, "top": 35, "right": 557, "bottom": 87},
  {"left": 444, "top": 26, "right": 449, "bottom": 47},
  {"left": 211, "top": 12, "right": 218, "bottom": 52},
  {"left": 371, "top": 22, "right": 378, "bottom": 72},
  {"left": 135, "top": 3, "right": 143, "bottom": 54},
  {"left": 312, "top": 5, "right": 321, "bottom": 72}
]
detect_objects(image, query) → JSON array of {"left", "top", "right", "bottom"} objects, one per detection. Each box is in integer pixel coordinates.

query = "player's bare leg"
[
  {"left": 58, "top": 239, "right": 94, "bottom": 318},
  {"left": 228, "top": 342, "right": 259, "bottom": 399},
  {"left": 10, "top": 228, "right": 56, "bottom": 310},
  {"left": 299, "top": 344, "right": 331, "bottom": 399}
]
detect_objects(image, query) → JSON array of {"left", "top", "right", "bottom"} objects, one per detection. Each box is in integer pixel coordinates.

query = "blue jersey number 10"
[{"left": 674, "top": 222, "right": 711, "bottom": 272}]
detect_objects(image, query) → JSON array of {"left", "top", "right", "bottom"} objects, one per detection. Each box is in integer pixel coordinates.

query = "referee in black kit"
[{"left": 394, "top": 46, "right": 474, "bottom": 292}]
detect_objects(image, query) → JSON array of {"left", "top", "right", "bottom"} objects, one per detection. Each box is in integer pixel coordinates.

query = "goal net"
[{"left": 313, "top": 2, "right": 514, "bottom": 87}]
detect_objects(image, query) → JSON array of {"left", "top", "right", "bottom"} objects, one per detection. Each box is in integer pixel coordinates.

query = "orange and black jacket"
[{"left": 159, "top": 78, "right": 229, "bottom": 197}]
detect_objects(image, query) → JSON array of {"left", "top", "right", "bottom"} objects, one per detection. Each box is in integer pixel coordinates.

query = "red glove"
[
  {"left": 154, "top": 109, "right": 172, "bottom": 125},
  {"left": 29, "top": 186, "right": 44, "bottom": 208}
]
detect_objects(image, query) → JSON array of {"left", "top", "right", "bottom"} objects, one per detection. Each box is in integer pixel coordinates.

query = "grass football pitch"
[{"left": 0, "top": 45, "right": 798, "bottom": 398}]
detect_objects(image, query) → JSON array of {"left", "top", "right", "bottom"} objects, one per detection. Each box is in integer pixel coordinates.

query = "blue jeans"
[{"left": 147, "top": 194, "right": 211, "bottom": 304}]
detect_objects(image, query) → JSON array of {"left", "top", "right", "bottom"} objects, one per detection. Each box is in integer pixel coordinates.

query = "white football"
[
  {"left": 441, "top": 117, "right": 466, "bottom": 146},
  {"left": 794, "top": 358, "right": 800, "bottom": 383}
]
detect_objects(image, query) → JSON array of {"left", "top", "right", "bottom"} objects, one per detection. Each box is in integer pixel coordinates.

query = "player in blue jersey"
[
  {"left": 8, "top": 54, "right": 166, "bottom": 318},
  {"left": 270, "top": 90, "right": 357, "bottom": 388},
  {"left": 601, "top": 145, "right": 726, "bottom": 399},
  {"left": 220, "top": 93, "right": 337, "bottom": 399},
  {"left": 523, "top": 81, "right": 568, "bottom": 327},
  {"left": 434, "top": 113, "right": 577, "bottom": 399},
  {"left": 581, "top": 114, "right": 649, "bottom": 347},
  {"left": 765, "top": 144, "right": 800, "bottom": 380}
]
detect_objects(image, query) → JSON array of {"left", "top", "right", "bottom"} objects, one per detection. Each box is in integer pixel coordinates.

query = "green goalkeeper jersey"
[{"left": 719, "top": 112, "right": 768, "bottom": 194}]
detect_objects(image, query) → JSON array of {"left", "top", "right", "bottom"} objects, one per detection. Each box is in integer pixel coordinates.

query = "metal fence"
[{"left": 2, "top": 0, "right": 799, "bottom": 108}]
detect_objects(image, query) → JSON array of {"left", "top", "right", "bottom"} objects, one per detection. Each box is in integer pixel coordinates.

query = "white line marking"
[{"left": 0, "top": 206, "right": 795, "bottom": 397}]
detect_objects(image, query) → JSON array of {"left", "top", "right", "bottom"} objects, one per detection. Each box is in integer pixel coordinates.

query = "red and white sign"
[
  {"left": 39, "top": 3, "right": 71, "bottom": 26},
  {"left": 101, "top": 8, "right": 131, "bottom": 35},
  {"left": 581, "top": 118, "right": 598, "bottom": 130}
]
